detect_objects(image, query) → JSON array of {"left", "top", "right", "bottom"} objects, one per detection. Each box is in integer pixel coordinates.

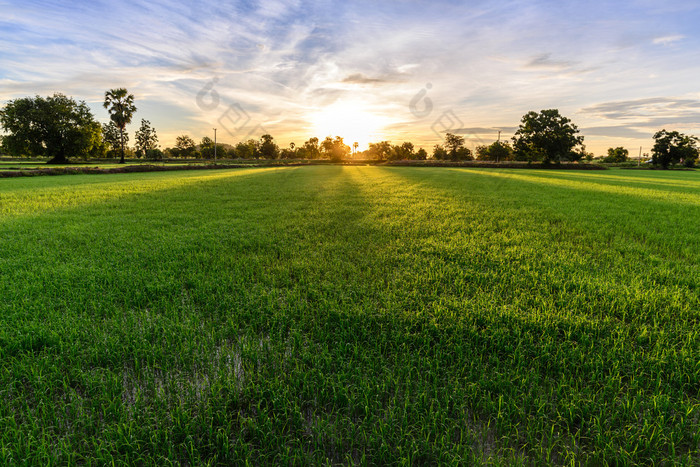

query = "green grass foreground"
[{"left": 0, "top": 167, "right": 698, "bottom": 464}]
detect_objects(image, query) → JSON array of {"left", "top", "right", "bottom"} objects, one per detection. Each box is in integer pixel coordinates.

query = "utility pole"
[
  {"left": 638, "top": 146, "right": 642, "bottom": 167},
  {"left": 496, "top": 130, "right": 501, "bottom": 163},
  {"left": 213, "top": 128, "right": 217, "bottom": 161}
]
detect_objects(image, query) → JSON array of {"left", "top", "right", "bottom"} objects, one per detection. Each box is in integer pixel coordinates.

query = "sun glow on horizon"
[{"left": 309, "top": 101, "right": 391, "bottom": 151}]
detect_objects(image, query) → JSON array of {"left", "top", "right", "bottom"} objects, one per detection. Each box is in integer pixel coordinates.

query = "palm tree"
[
  {"left": 353, "top": 142, "right": 359, "bottom": 158},
  {"left": 103, "top": 88, "right": 136, "bottom": 163}
]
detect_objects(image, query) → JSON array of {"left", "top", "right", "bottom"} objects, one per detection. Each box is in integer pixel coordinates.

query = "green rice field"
[
  {"left": 0, "top": 160, "right": 175, "bottom": 170},
  {"left": 0, "top": 166, "right": 698, "bottom": 464}
]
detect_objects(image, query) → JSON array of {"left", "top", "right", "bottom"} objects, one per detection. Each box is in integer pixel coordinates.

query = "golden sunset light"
[{"left": 309, "top": 101, "right": 391, "bottom": 151}]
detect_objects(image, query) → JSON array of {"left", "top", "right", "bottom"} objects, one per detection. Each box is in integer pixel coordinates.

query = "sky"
[{"left": 2, "top": 0, "right": 700, "bottom": 155}]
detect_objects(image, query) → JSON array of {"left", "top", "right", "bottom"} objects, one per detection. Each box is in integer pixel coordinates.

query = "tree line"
[{"left": 1, "top": 91, "right": 698, "bottom": 168}]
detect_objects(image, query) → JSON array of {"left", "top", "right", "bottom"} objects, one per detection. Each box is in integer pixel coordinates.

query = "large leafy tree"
[
  {"left": 442, "top": 133, "right": 472, "bottom": 160},
  {"left": 259, "top": 134, "right": 280, "bottom": 159},
  {"left": 199, "top": 136, "right": 215, "bottom": 159},
  {"left": 175, "top": 135, "right": 197, "bottom": 158},
  {"left": 103, "top": 88, "right": 136, "bottom": 164},
  {"left": 301, "top": 137, "right": 320, "bottom": 159},
  {"left": 652, "top": 130, "right": 699, "bottom": 168},
  {"left": 134, "top": 119, "right": 159, "bottom": 158},
  {"left": 233, "top": 139, "right": 259, "bottom": 159},
  {"left": 512, "top": 109, "right": 584, "bottom": 163},
  {"left": 367, "top": 141, "right": 392, "bottom": 161},
  {"left": 603, "top": 147, "right": 629, "bottom": 163},
  {"left": 390, "top": 142, "right": 415, "bottom": 160},
  {"left": 444, "top": 133, "right": 464, "bottom": 159},
  {"left": 280, "top": 142, "right": 296, "bottom": 160},
  {"left": 0, "top": 93, "right": 103, "bottom": 163},
  {"left": 321, "top": 136, "right": 350, "bottom": 162},
  {"left": 476, "top": 141, "right": 514, "bottom": 162},
  {"left": 432, "top": 144, "right": 448, "bottom": 160}
]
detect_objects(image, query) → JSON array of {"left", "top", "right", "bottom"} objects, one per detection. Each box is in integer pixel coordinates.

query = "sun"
[{"left": 309, "top": 101, "right": 388, "bottom": 151}]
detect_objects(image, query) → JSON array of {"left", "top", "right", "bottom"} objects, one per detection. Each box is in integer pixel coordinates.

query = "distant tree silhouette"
[
  {"left": 476, "top": 141, "right": 513, "bottom": 162},
  {"left": 512, "top": 109, "right": 583, "bottom": 163},
  {"left": 652, "top": 130, "right": 699, "bottom": 168},
  {"left": 390, "top": 142, "right": 415, "bottom": 160},
  {"left": 432, "top": 144, "right": 448, "bottom": 160},
  {"left": 301, "top": 137, "right": 320, "bottom": 159},
  {"left": 175, "top": 135, "right": 196, "bottom": 158},
  {"left": 368, "top": 141, "right": 392, "bottom": 161},
  {"left": 103, "top": 121, "right": 126, "bottom": 157},
  {"left": 103, "top": 88, "right": 136, "bottom": 164},
  {"left": 135, "top": 119, "right": 159, "bottom": 159},
  {"left": 444, "top": 133, "right": 465, "bottom": 160},
  {"left": 235, "top": 139, "right": 259, "bottom": 159},
  {"left": 603, "top": 147, "right": 628, "bottom": 163},
  {"left": 259, "top": 134, "right": 279, "bottom": 159},
  {"left": 280, "top": 142, "right": 296, "bottom": 159},
  {"left": 321, "top": 136, "right": 350, "bottom": 161}
]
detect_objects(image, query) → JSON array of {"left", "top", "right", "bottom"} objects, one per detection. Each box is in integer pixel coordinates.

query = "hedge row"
[{"left": 0, "top": 160, "right": 611, "bottom": 178}]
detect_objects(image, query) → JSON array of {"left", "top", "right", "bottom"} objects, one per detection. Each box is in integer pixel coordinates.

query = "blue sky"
[{"left": 2, "top": 0, "right": 700, "bottom": 154}]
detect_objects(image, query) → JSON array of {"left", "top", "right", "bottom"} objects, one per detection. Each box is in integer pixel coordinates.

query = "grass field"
[
  {"left": 0, "top": 159, "right": 316, "bottom": 174},
  {"left": 0, "top": 166, "right": 698, "bottom": 464},
  {"left": 0, "top": 161, "right": 167, "bottom": 172},
  {"left": 0, "top": 160, "right": 175, "bottom": 170}
]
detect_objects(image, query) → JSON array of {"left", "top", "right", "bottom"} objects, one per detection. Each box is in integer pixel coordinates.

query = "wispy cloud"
[
  {"left": 2, "top": 0, "right": 700, "bottom": 154},
  {"left": 341, "top": 73, "right": 403, "bottom": 85},
  {"left": 581, "top": 98, "right": 700, "bottom": 121},
  {"left": 524, "top": 53, "right": 576, "bottom": 70},
  {"left": 581, "top": 126, "right": 652, "bottom": 139},
  {"left": 652, "top": 35, "right": 685, "bottom": 45}
]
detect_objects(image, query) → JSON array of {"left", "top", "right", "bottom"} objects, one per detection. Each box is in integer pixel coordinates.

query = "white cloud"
[{"left": 652, "top": 35, "right": 685, "bottom": 45}]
